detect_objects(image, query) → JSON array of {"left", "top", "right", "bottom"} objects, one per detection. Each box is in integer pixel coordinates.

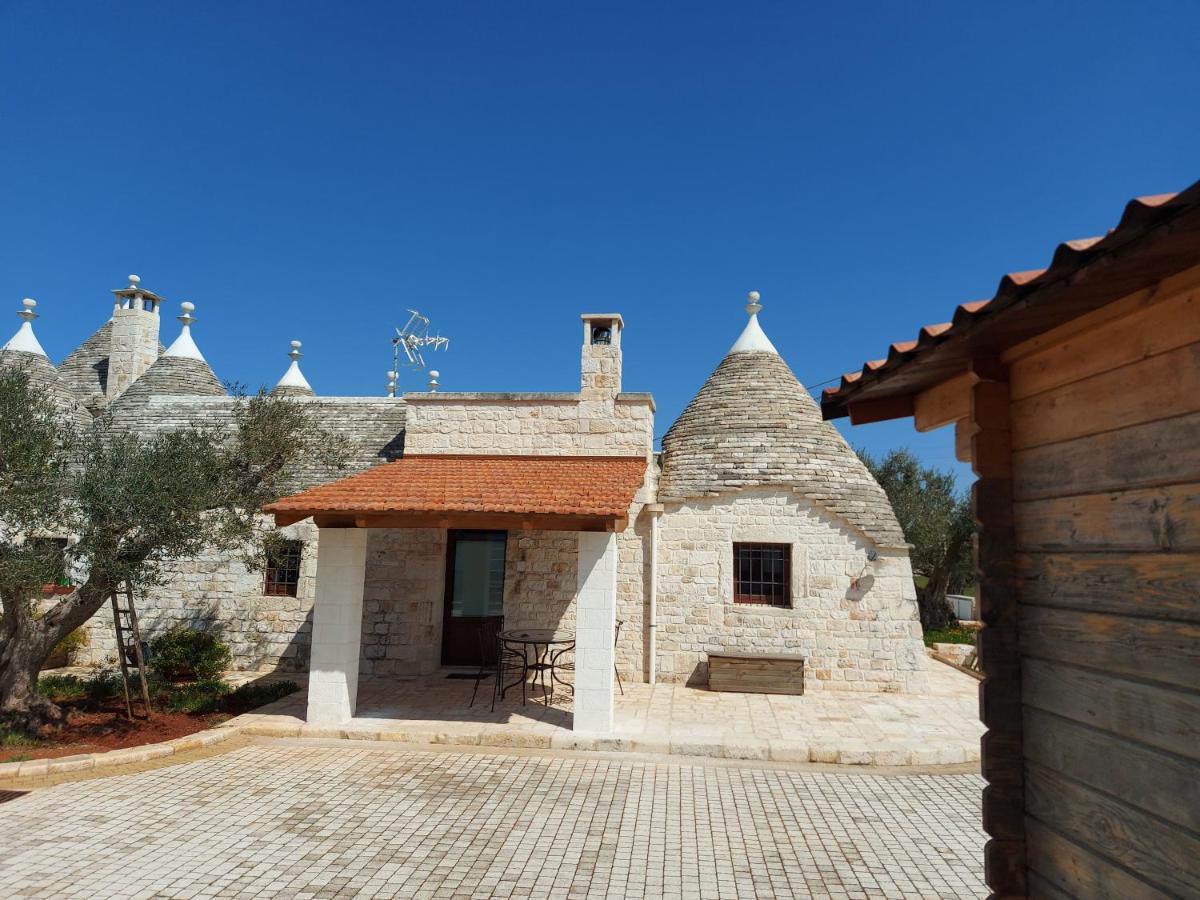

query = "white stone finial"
[
  {"left": 729, "top": 289, "right": 779, "bottom": 355},
  {"left": 128, "top": 274, "right": 141, "bottom": 287},
  {"left": 164, "top": 301, "right": 205, "bottom": 360},
  {"left": 3, "top": 297, "right": 47, "bottom": 356},
  {"left": 428, "top": 369, "right": 440, "bottom": 392},
  {"left": 275, "top": 338, "right": 312, "bottom": 393}
]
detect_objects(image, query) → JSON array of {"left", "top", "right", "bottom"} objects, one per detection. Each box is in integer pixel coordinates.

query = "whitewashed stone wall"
[
  {"left": 654, "top": 488, "right": 927, "bottom": 693},
  {"left": 77, "top": 517, "right": 319, "bottom": 672}
]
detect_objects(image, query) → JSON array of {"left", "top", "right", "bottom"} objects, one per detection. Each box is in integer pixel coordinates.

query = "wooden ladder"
[{"left": 111, "top": 584, "right": 152, "bottom": 720}]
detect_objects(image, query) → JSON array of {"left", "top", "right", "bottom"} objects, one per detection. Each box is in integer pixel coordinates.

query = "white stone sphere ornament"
[{"left": 746, "top": 290, "right": 763, "bottom": 315}]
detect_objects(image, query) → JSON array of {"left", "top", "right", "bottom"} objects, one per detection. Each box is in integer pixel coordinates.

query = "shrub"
[
  {"left": 221, "top": 680, "right": 298, "bottom": 715},
  {"left": 83, "top": 669, "right": 123, "bottom": 706},
  {"left": 52, "top": 627, "right": 88, "bottom": 661},
  {"left": 149, "top": 627, "right": 232, "bottom": 682},
  {"left": 163, "top": 680, "right": 230, "bottom": 714},
  {"left": 37, "top": 674, "right": 85, "bottom": 701},
  {"left": 923, "top": 624, "right": 979, "bottom": 647}
]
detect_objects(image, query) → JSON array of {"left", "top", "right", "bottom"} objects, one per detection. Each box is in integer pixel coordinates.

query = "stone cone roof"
[
  {"left": 110, "top": 354, "right": 225, "bottom": 411},
  {"left": 271, "top": 383, "right": 315, "bottom": 398},
  {"left": 659, "top": 349, "right": 906, "bottom": 547},
  {"left": 0, "top": 349, "right": 93, "bottom": 427},
  {"left": 59, "top": 320, "right": 166, "bottom": 412}
]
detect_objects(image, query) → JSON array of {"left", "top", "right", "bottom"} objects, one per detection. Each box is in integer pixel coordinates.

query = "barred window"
[
  {"left": 733, "top": 543, "right": 791, "bottom": 606},
  {"left": 264, "top": 540, "right": 304, "bottom": 597}
]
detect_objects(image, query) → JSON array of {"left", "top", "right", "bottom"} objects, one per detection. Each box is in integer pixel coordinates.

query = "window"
[
  {"left": 733, "top": 542, "right": 791, "bottom": 606},
  {"left": 264, "top": 539, "right": 304, "bottom": 597}
]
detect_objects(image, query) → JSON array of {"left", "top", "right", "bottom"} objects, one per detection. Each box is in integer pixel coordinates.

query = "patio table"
[{"left": 499, "top": 628, "right": 574, "bottom": 706}]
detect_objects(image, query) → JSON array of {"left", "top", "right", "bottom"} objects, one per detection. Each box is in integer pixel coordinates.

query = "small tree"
[
  {"left": 0, "top": 367, "right": 345, "bottom": 729},
  {"left": 859, "top": 448, "right": 975, "bottom": 631}
]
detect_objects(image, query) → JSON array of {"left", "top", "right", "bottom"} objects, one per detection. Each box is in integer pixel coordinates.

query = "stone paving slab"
[
  {"left": 227, "top": 661, "right": 982, "bottom": 767},
  {"left": 0, "top": 741, "right": 987, "bottom": 898}
]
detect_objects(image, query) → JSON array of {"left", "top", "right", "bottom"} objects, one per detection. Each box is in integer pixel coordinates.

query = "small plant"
[
  {"left": 83, "top": 669, "right": 123, "bottom": 706},
  {"left": 149, "top": 627, "right": 232, "bottom": 682},
  {"left": 0, "top": 724, "right": 39, "bottom": 747},
  {"left": 162, "top": 680, "right": 230, "bottom": 714},
  {"left": 36, "top": 674, "right": 86, "bottom": 702},
  {"left": 221, "top": 680, "right": 298, "bottom": 715},
  {"left": 51, "top": 627, "right": 89, "bottom": 661}
]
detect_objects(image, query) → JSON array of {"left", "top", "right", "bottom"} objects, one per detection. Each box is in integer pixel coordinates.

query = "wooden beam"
[
  {"left": 324, "top": 511, "right": 622, "bottom": 533},
  {"left": 968, "top": 359, "right": 1027, "bottom": 898},
  {"left": 271, "top": 511, "right": 311, "bottom": 527},
  {"left": 847, "top": 394, "right": 915, "bottom": 425},
  {"left": 954, "top": 419, "right": 977, "bottom": 463},
  {"left": 914, "top": 371, "right": 975, "bottom": 432}
]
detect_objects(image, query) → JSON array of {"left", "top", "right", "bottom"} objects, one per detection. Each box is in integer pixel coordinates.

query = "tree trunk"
[{"left": 0, "top": 580, "right": 111, "bottom": 730}]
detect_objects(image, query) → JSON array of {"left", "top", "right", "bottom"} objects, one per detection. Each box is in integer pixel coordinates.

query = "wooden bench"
[{"left": 707, "top": 651, "right": 805, "bottom": 695}]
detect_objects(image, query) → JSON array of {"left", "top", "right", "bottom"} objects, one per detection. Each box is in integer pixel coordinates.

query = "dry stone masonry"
[{"left": 5, "top": 280, "right": 926, "bottom": 694}]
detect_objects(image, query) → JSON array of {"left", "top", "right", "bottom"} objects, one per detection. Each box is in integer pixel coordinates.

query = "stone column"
[
  {"left": 307, "top": 528, "right": 368, "bottom": 725},
  {"left": 574, "top": 531, "right": 617, "bottom": 733}
]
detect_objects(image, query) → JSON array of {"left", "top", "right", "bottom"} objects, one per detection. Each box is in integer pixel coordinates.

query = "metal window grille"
[
  {"left": 264, "top": 540, "right": 303, "bottom": 597},
  {"left": 733, "top": 542, "right": 791, "bottom": 606}
]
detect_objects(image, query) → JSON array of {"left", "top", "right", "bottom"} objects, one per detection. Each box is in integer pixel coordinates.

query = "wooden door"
[{"left": 441, "top": 530, "right": 507, "bottom": 666}]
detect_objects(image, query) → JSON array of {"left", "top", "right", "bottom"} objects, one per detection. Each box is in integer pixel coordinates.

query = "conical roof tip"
[
  {"left": 164, "top": 301, "right": 206, "bottom": 361},
  {"left": 273, "top": 340, "right": 314, "bottom": 397},
  {"left": 728, "top": 291, "right": 778, "bottom": 355},
  {"left": 3, "top": 299, "right": 48, "bottom": 357}
]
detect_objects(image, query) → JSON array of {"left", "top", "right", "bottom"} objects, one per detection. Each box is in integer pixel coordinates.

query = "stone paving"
[
  {"left": 0, "top": 741, "right": 987, "bottom": 899},
  {"left": 229, "top": 660, "right": 982, "bottom": 766}
]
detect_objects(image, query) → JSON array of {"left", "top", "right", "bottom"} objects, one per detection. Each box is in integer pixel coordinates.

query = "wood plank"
[
  {"left": 1013, "top": 411, "right": 1200, "bottom": 500},
  {"left": 1008, "top": 277, "right": 1200, "bottom": 399},
  {"left": 1021, "top": 657, "right": 1200, "bottom": 760},
  {"left": 914, "top": 371, "right": 974, "bottom": 432},
  {"left": 1013, "top": 482, "right": 1200, "bottom": 552},
  {"left": 1027, "top": 870, "right": 1076, "bottom": 900},
  {"left": 1011, "top": 342, "right": 1200, "bottom": 450},
  {"left": 954, "top": 418, "right": 976, "bottom": 463},
  {"left": 847, "top": 394, "right": 914, "bottom": 425},
  {"left": 1022, "top": 707, "right": 1200, "bottom": 832},
  {"left": 1020, "top": 605, "right": 1200, "bottom": 690},
  {"left": 1025, "top": 819, "right": 1170, "bottom": 900},
  {"left": 1025, "top": 764, "right": 1200, "bottom": 899},
  {"left": 1014, "top": 551, "right": 1200, "bottom": 621}
]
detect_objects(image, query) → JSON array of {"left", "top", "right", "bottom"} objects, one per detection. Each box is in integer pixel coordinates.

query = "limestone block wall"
[
  {"left": 402, "top": 393, "right": 654, "bottom": 456},
  {"left": 359, "top": 528, "right": 445, "bottom": 676},
  {"left": 654, "top": 489, "right": 927, "bottom": 693},
  {"left": 77, "top": 518, "right": 319, "bottom": 672}
]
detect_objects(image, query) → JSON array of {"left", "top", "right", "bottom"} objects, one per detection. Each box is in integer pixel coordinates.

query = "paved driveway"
[{"left": 0, "top": 742, "right": 986, "bottom": 899}]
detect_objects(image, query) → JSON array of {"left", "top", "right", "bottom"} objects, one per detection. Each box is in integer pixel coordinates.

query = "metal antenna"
[{"left": 390, "top": 309, "right": 450, "bottom": 395}]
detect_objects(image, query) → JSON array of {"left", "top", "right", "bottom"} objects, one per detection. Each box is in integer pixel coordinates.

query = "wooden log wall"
[{"left": 1002, "top": 266, "right": 1200, "bottom": 898}]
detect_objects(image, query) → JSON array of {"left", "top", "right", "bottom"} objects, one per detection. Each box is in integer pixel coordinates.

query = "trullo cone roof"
[{"left": 658, "top": 298, "right": 906, "bottom": 548}]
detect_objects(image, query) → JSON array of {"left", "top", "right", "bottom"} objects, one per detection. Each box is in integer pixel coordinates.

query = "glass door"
[{"left": 441, "top": 530, "right": 507, "bottom": 665}]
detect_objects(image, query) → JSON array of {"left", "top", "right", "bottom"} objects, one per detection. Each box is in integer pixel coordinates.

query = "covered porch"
[{"left": 265, "top": 454, "right": 649, "bottom": 735}]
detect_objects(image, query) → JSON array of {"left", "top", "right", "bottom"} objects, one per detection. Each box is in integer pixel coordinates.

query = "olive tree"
[
  {"left": 858, "top": 448, "right": 975, "bottom": 631},
  {"left": 0, "top": 367, "right": 344, "bottom": 728}
]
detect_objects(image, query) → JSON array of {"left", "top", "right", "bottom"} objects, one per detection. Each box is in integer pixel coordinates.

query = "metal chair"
[{"left": 469, "top": 619, "right": 526, "bottom": 711}]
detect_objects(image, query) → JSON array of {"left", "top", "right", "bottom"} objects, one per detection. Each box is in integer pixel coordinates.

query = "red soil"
[{"left": 2, "top": 697, "right": 228, "bottom": 763}]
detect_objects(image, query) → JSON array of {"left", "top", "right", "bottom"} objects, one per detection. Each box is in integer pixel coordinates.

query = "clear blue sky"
[{"left": 2, "top": 2, "right": 1196, "bottom": 485}]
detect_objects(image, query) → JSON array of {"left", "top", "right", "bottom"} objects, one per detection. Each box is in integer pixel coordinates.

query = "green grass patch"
[
  {"left": 923, "top": 624, "right": 978, "bottom": 647},
  {"left": 0, "top": 724, "right": 40, "bottom": 748}
]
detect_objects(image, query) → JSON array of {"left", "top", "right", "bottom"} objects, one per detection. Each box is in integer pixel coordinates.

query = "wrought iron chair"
[
  {"left": 469, "top": 618, "right": 526, "bottom": 711},
  {"left": 549, "top": 619, "right": 624, "bottom": 696}
]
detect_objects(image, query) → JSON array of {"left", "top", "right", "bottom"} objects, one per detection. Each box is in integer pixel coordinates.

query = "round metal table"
[{"left": 498, "top": 628, "right": 575, "bottom": 705}]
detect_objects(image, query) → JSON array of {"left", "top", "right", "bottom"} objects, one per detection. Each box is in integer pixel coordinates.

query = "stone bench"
[{"left": 707, "top": 651, "right": 805, "bottom": 695}]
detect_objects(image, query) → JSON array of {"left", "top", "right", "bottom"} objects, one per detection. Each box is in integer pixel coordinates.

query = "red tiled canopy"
[{"left": 265, "top": 454, "right": 648, "bottom": 532}]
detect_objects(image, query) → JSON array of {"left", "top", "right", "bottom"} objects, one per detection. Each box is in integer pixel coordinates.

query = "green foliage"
[
  {"left": 149, "top": 627, "right": 232, "bottom": 682},
  {"left": 83, "top": 669, "right": 123, "bottom": 706},
  {"left": 51, "top": 627, "right": 88, "bottom": 661},
  {"left": 0, "top": 724, "right": 39, "bottom": 747},
  {"left": 222, "top": 680, "right": 298, "bottom": 714},
  {"left": 923, "top": 625, "right": 978, "bottom": 647},
  {"left": 858, "top": 448, "right": 975, "bottom": 630},
  {"left": 36, "top": 674, "right": 86, "bottom": 701},
  {"left": 161, "top": 679, "right": 231, "bottom": 714}
]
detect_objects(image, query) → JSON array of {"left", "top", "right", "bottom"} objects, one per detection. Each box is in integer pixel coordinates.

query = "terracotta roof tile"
[
  {"left": 822, "top": 182, "right": 1200, "bottom": 417},
  {"left": 264, "top": 454, "right": 647, "bottom": 519}
]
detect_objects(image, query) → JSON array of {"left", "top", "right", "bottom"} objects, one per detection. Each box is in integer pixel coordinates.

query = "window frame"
[
  {"left": 732, "top": 542, "right": 792, "bottom": 607},
  {"left": 263, "top": 539, "right": 304, "bottom": 597}
]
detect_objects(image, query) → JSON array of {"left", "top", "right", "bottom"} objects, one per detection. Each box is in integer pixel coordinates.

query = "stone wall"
[
  {"left": 654, "top": 489, "right": 927, "bottom": 692},
  {"left": 402, "top": 393, "right": 654, "bottom": 456},
  {"left": 77, "top": 518, "right": 319, "bottom": 672}
]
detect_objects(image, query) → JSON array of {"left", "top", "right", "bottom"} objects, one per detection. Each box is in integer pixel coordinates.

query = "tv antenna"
[{"left": 390, "top": 309, "right": 449, "bottom": 395}]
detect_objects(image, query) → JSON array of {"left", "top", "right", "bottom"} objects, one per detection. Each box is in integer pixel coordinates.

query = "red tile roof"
[
  {"left": 821, "top": 181, "right": 1200, "bottom": 419},
  {"left": 264, "top": 454, "right": 648, "bottom": 521}
]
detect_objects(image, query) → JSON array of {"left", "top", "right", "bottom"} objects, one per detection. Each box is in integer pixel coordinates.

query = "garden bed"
[{"left": 1, "top": 673, "right": 297, "bottom": 764}]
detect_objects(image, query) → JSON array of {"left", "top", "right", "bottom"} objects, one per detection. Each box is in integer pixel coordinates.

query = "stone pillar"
[
  {"left": 307, "top": 527, "right": 368, "bottom": 725},
  {"left": 574, "top": 531, "right": 617, "bottom": 733}
]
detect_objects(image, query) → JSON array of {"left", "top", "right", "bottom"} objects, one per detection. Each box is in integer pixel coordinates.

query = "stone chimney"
[
  {"left": 106, "top": 274, "right": 162, "bottom": 400},
  {"left": 580, "top": 313, "right": 623, "bottom": 399}
]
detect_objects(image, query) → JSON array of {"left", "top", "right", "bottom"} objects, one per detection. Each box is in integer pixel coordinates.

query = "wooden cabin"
[{"left": 821, "top": 181, "right": 1200, "bottom": 900}]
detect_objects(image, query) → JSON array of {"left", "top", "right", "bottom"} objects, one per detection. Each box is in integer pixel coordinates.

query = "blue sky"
[{"left": 2, "top": 2, "right": 1196, "bottom": 485}]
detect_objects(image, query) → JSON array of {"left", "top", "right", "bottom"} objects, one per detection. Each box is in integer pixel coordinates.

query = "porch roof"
[{"left": 264, "top": 453, "right": 648, "bottom": 532}]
